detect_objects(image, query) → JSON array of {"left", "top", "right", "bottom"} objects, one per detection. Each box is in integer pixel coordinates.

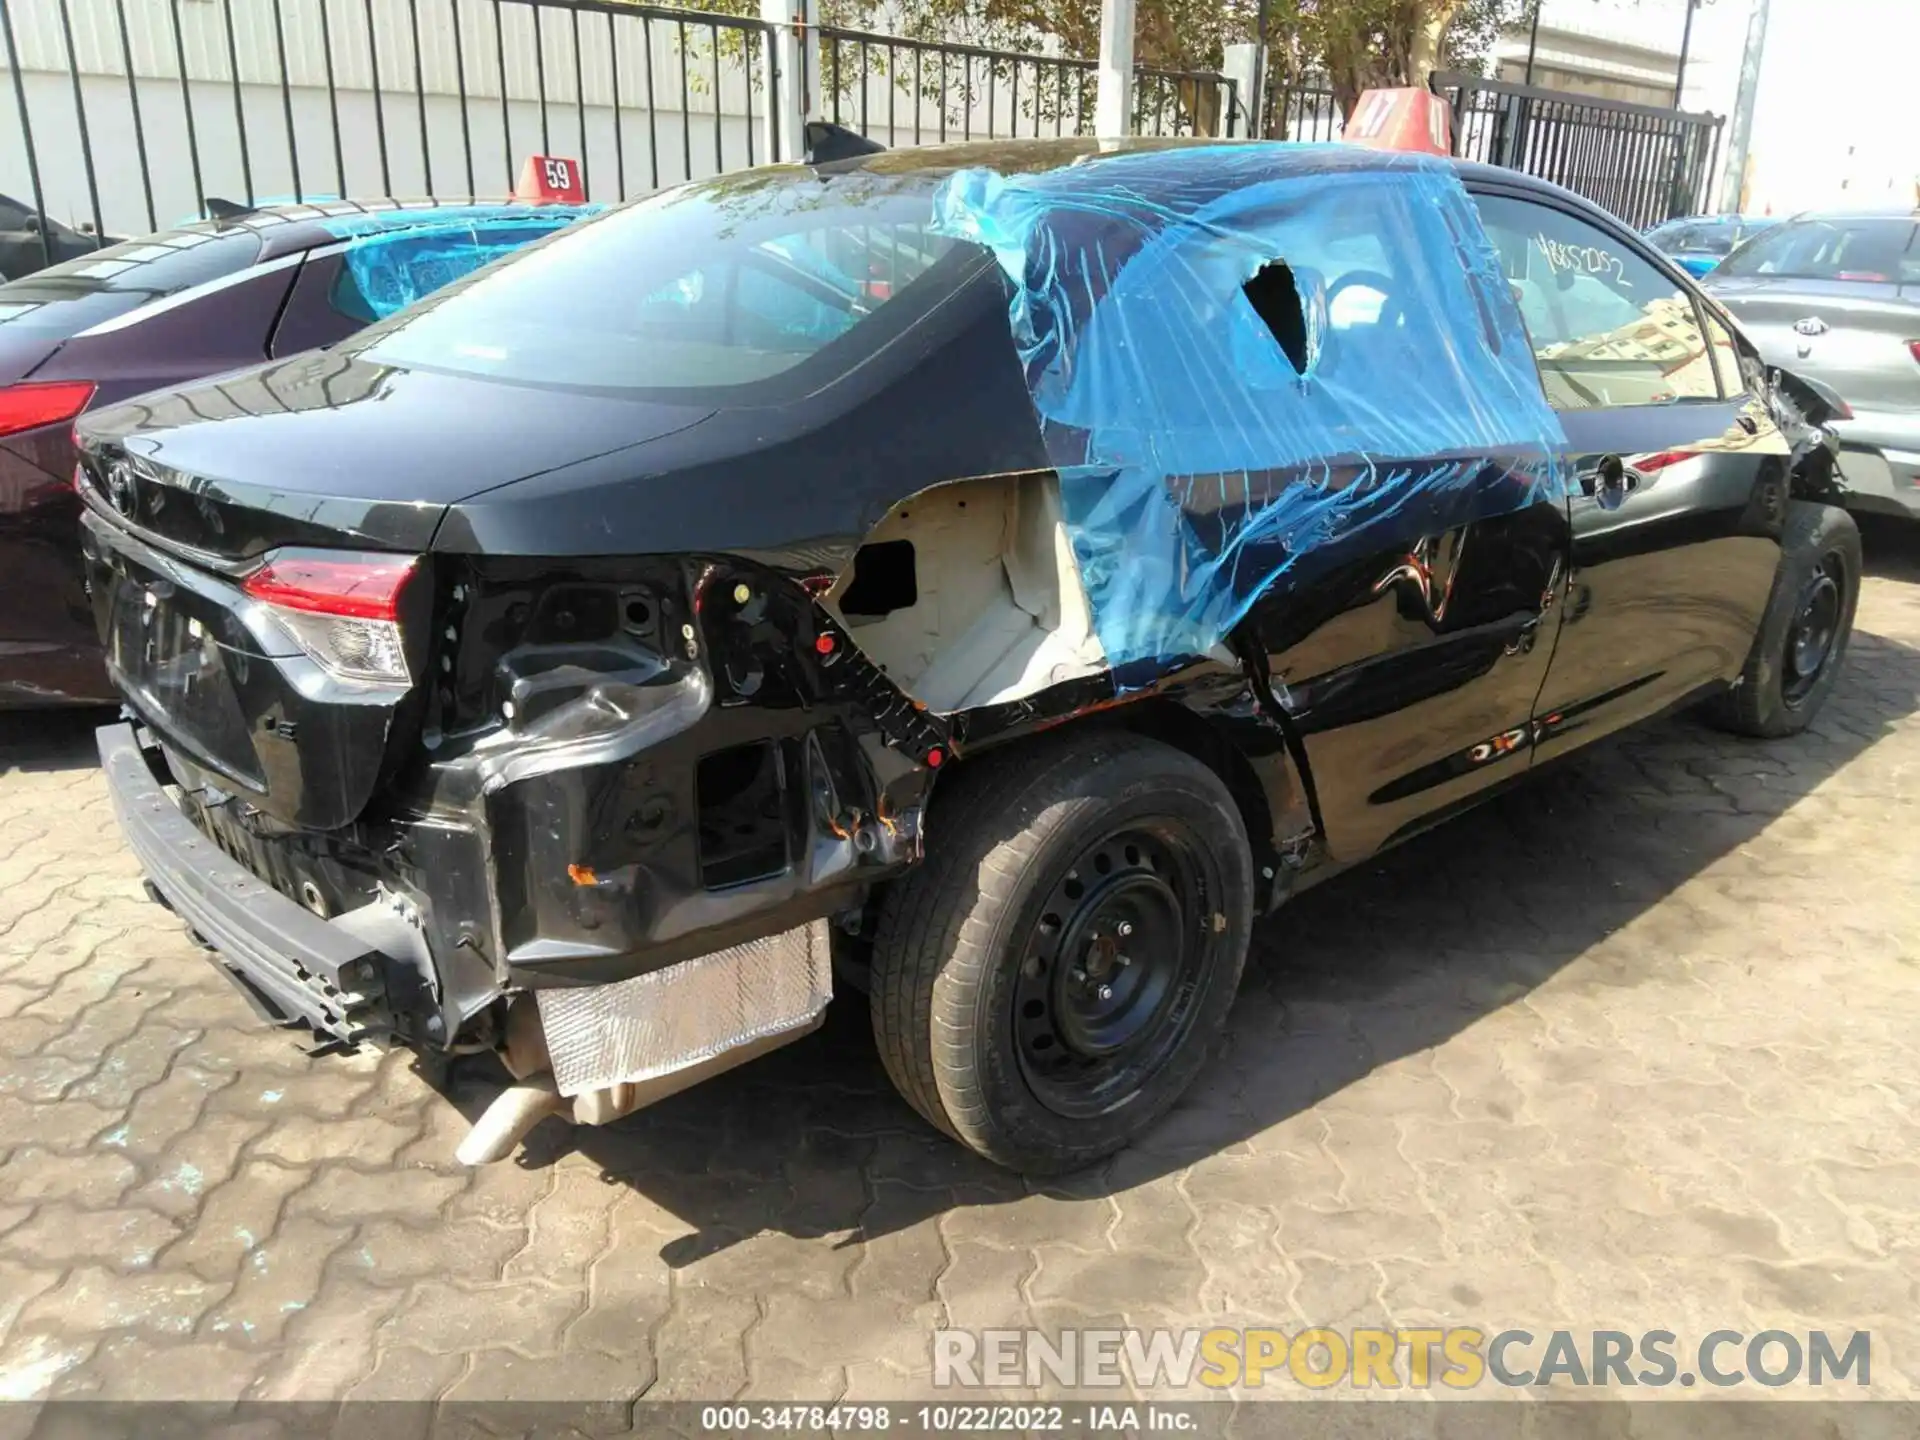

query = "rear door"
[
  {"left": 1238, "top": 211, "right": 1568, "bottom": 863},
  {"left": 1471, "top": 187, "right": 1789, "bottom": 757}
]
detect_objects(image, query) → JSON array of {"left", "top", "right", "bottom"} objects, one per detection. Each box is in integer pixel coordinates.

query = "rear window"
[
  {"left": 1715, "top": 216, "right": 1920, "bottom": 282},
  {"left": 0, "top": 226, "right": 263, "bottom": 337},
  {"left": 356, "top": 172, "right": 965, "bottom": 393}
]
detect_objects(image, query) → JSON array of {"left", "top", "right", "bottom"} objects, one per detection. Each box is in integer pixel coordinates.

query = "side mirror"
[{"left": 22, "top": 214, "right": 41, "bottom": 234}]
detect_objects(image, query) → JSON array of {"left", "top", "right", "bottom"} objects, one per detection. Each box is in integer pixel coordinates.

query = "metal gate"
[{"left": 1432, "top": 69, "right": 1724, "bottom": 229}]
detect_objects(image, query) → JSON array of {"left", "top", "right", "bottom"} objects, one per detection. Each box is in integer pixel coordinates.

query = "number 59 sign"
[{"left": 514, "top": 154, "right": 586, "bottom": 204}]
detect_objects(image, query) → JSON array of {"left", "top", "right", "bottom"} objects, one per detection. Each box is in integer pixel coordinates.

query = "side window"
[
  {"left": 1473, "top": 193, "right": 1719, "bottom": 411},
  {"left": 1702, "top": 310, "right": 1743, "bottom": 397}
]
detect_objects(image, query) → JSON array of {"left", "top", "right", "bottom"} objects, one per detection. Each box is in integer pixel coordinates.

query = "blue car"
[{"left": 1645, "top": 214, "right": 1780, "bottom": 278}]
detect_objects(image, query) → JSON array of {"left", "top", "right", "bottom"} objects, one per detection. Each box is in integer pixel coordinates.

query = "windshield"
[
  {"left": 357, "top": 169, "right": 967, "bottom": 393},
  {"left": 1715, "top": 216, "right": 1920, "bottom": 282},
  {"left": 0, "top": 226, "right": 263, "bottom": 337}
]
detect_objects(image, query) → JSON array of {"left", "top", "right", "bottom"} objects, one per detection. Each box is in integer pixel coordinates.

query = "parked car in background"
[
  {"left": 0, "top": 193, "right": 120, "bottom": 282},
  {"left": 0, "top": 199, "right": 593, "bottom": 706},
  {"left": 1706, "top": 210, "right": 1920, "bottom": 520},
  {"left": 79, "top": 142, "right": 1851, "bottom": 1176},
  {"left": 1646, "top": 214, "right": 1780, "bottom": 277}
]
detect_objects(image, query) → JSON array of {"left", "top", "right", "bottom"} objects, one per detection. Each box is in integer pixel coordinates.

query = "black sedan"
[{"left": 75, "top": 140, "right": 1853, "bottom": 1176}]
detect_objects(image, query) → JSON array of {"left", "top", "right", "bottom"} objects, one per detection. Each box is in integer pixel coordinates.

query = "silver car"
[{"left": 1706, "top": 211, "right": 1920, "bottom": 518}]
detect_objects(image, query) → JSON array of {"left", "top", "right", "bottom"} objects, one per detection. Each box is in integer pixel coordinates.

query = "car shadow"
[
  {"left": 0, "top": 705, "right": 117, "bottom": 775},
  {"left": 442, "top": 535, "right": 1920, "bottom": 1265},
  {"left": 1860, "top": 512, "right": 1920, "bottom": 583}
]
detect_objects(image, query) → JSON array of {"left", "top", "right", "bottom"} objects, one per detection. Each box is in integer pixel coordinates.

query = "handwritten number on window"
[{"left": 1533, "top": 232, "right": 1629, "bottom": 287}]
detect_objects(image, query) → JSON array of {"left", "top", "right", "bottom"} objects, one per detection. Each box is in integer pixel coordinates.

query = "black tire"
[
  {"left": 869, "top": 730, "right": 1253, "bottom": 1173},
  {"left": 1705, "top": 500, "right": 1861, "bottom": 738}
]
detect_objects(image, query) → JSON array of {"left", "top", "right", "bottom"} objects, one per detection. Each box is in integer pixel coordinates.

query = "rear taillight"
[
  {"left": 243, "top": 549, "right": 418, "bottom": 686},
  {"left": 1907, "top": 340, "right": 1920, "bottom": 367},
  {"left": 1629, "top": 449, "right": 1697, "bottom": 474},
  {"left": 0, "top": 381, "right": 95, "bottom": 439}
]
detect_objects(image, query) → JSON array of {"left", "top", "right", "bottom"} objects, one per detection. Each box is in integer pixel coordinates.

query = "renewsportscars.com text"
[{"left": 933, "top": 1327, "right": 1871, "bottom": 1390}]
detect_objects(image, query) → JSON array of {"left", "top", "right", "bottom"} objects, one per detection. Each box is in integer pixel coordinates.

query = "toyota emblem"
[
  {"left": 106, "top": 460, "right": 138, "bottom": 517},
  {"left": 1792, "top": 315, "right": 1829, "bottom": 338}
]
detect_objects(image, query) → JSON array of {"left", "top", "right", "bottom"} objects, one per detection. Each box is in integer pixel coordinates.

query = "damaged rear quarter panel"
[{"left": 390, "top": 553, "right": 951, "bottom": 1000}]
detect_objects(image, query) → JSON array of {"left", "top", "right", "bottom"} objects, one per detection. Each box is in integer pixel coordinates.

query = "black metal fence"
[
  {"left": 1431, "top": 70, "right": 1723, "bottom": 229},
  {"left": 0, "top": 1, "right": 1722, "bottom": 280},
  {"left": 0, "top": 0, "right": 1237, "bottom": 279},
  {"left": 813, "top": 26, "right": 1238, "bottom": 145},
  {"left": 1257, "top": 70, "right": 1342, "bottom": 144},
  {"left": 0, "top": 0, "right": 791, "bottom": 265}
]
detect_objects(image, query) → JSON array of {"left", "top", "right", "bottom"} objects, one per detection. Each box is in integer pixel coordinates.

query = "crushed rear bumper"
[{"left": 98, "top": 721, "right": 395, "bottom": 1046}]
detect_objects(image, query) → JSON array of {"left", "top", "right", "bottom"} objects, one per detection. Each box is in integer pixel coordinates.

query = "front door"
[{"left": 1470, "top": 189, "right": 1790, "bottom": 759}]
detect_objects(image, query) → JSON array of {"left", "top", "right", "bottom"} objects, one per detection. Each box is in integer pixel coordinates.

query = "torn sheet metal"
[
  {"left": 334, "top": 210, "right": 597, "bottom": 319},
  {"left": 932, "top": 143, "right": 1570, "bottom": 673}
]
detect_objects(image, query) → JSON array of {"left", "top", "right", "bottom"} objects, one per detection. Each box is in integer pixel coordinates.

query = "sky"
[
  {"left": 1534, "top": 0, "right": 1918, "bottom": 214},
  {"left": 1735, "top": 0, "right": 1917, "bottom": 213}
]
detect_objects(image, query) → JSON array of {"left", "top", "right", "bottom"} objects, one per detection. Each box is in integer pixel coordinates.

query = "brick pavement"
[{"left": 1, "top": 526, "right": 1917, "bottom": 1404}]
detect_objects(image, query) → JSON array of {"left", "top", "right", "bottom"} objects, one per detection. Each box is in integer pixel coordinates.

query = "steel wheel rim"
[
  {"left": 1012, "top": 823, "right": 1214, "bottom": 1120},
  {"left": 1784, "top": 553, "right": 1844, "bottom": 707}
]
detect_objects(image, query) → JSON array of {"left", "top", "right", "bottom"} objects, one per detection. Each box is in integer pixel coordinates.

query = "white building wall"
[
  {"left": 1, "top": 0, "right": 783, "bottom": 235},
  {"left": 1, "top": 0, "right": 1104, "bottom": 239}
]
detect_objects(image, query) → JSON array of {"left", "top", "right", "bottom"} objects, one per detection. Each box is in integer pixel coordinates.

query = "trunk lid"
[
  {"left": 1709, "top": 276, "right": 1920, "bottom": 416},
  {"left": 79, "top": 351, "right": 715, "bottom": 557},
  {"left": 77, "top": 354, "right": 715, "bottom": 829}
]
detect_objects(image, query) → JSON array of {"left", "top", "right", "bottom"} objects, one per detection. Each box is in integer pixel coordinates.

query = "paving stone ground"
[{"left": 2, "top": 524, "right": 1918, "bottom": 1406}]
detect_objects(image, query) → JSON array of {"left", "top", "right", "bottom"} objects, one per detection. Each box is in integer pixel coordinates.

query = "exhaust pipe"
[{"left": 453, "top": 1073, "right": 565, "bottom": 1166}]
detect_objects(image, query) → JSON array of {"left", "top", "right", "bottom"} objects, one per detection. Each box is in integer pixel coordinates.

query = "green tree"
[
  {"left": 670, "top": 0, "right": 1528, "bottom": 134},
  {"left": 1306, "top": 0, "right": 1530, "bottom": 117}
]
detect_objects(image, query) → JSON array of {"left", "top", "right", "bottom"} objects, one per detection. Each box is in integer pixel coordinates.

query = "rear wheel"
[
  {"left": 1706, "top": 500, "right": 1861, "bottom": 738},
  {"left": 869, "top": 732, "right": 1253, "bottom": 1173}
]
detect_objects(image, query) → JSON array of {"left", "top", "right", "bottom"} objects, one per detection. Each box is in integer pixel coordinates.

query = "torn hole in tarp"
[
  {"left": 1242, "top": 261, "right": 1310, "bottom": 376},
  {"left": 931, "top": 143, "right": 1571, "bottom": 681}
]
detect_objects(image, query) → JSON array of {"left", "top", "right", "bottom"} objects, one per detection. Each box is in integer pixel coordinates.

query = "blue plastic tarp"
[
  {"left": 332, "top": 208, "right": 598, "bottom": 319},
  {"left": 932, "top": 143, "right": 1570, "bottom": 675}
]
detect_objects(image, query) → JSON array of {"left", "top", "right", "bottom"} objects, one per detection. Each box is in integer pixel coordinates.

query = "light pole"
[
  {"left": 1253, "top": 0, "right": 1269, "bottom": 138},
  {"left": 1522, "top": 0, "right": 1545, "bottom": 85},
  {"left": 1674, "top": 0, "right": 1700, "bottom": 108},
  {"left": 1719, "top": 0, "right": 1771, "bottom": 211}
]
